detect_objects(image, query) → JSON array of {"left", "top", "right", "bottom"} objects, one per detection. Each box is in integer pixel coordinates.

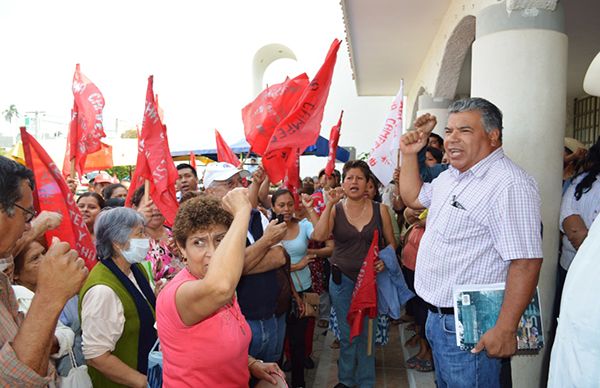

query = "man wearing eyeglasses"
[{"left": 0, "top": 155, "right": 89, "bottom": 386}]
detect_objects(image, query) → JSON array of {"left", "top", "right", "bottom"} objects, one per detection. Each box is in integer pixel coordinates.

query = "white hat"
[{"left": 203, "top": 162, "right": 250, "bottom": 189}]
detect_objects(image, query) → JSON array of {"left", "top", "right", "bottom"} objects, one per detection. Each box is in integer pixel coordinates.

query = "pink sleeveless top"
[{"left": 156, "top": 268, "right": 251, "bottom": 387}]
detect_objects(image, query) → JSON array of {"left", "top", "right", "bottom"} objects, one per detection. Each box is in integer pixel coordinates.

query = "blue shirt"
[{"left": 282, "top": 219, "right": 314, "bottom": 292}]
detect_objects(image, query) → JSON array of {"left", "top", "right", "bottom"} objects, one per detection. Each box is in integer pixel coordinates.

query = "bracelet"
[{"left": 248, "top": 358, "right": 263, "bottom": 369}]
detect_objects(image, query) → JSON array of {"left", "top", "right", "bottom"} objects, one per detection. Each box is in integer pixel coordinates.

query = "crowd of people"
[{"left": 0, "top": 96, "right": 597, "bottom": 387}]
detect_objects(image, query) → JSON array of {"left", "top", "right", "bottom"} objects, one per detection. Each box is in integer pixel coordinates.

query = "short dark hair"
[
  {"left": 177, "top": 163, "right": 197, "bottom": 178},
  {"left": 342, "top": 160, "right": 371, "bottom": 181},
  {"left": 102, "top": 183, "right": 126, "bottom": 199},
  {"left": 104, "top": 197, "right": 126, "bottom": 208},
  {"left": 426, "top": 147, "right": 444, "bottom": 164},
  {"left": 271, "top": 188, "right": 293, "bottom": 207},
  {"left": 76, "top": 192, "right": 105, "bottom": 209},
  {"left": 130, "top": 185, "right": 145, "bottom": 207},
  {"left": 0, "top": 156, "right": 35, "bottom": 216},
  {"left": 429, "top": 133, "right": 444, "bottom": 146},
  {"left": 173, "top": 195, "right": 232, "bottom": 248}
]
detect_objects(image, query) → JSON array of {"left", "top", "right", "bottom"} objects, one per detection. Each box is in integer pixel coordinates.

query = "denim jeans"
[
  {"left": 247, "top": 313, "right": 287, "bottom": 362},
  {"left": 329, "top": 273, "right": 376, "bottom": 388},
  {"left": 426, "top": 311, "right": 502, "bottom": 388}
]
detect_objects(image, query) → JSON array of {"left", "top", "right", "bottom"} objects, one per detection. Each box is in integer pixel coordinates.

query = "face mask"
[{"left": 120, "top": 238, "right": 150, "bottom": 264}]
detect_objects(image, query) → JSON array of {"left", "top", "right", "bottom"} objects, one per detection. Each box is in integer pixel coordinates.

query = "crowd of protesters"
[{"left": 1, "top": 96, "right": 598, "bottom": 388}]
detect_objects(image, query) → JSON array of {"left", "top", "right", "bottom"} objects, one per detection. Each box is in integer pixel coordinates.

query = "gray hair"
[
  {"left": 95, "top": 207, "right": 145, "bottom": 261},
  {"left": 448, "top": 97, "right": 503, "bottom": 141}
]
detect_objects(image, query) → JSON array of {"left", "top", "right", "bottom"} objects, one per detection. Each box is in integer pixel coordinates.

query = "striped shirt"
[
  {"left": 415, "top": 148, "right": 543, "bottom": 307},
  {"left": 0, "top": 271, "right": 55, "bottom": 387},
  {"left": 559, "top": 172, "right": 600, "bottom": 270}
]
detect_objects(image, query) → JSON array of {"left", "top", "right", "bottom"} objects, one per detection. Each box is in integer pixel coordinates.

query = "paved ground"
[{"left": 284, "top": 320, "right": 437, "bottom": 387}]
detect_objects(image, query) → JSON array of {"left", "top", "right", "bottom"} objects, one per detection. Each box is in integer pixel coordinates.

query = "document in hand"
[{"left": 453, "top": 283, "right": 543, "bottom": 351}]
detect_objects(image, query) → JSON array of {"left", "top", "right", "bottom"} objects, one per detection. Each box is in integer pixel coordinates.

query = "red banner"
[
  {"left": 126, "top": 76, "right": 179, "bottom": 226},
  {"left": 20, "top": 127, "right": 97, "bottom": 270},
  {"left": 325, "top": 110, "right": 343, "bottom": 177},
  {"left": 265, "top": 39, "right": 341, "bottom": 154},
  {"left": 189, "top": 151, "right": 197, "bottom": 170},
  {"left": 348, "top": 230, "right": 378, "bottom": 343},
  {"left": 62, "top": 64, "right": 106, "bottom": 177},
  {"left": 242, "top": 74, "right": 309, "bottom": 156},
  {"left": 215, "top": 129, "right": 241, "bottom": 167}
]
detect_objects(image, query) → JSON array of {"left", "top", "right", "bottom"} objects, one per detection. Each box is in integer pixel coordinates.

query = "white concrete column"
[
  {"left": 416, "top": 95, "right": 452, "bottom": 136},
  {"left": 471, "top": 3, "right": 566, "bottom": 387}
]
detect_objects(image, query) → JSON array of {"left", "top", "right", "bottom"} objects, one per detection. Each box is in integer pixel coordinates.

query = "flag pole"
[
  {"left": 70, "top": 158, "right": 76, "bottom": 179},
  {"left": 144, "top": 179, "right": 150, "bottom": 203},
  {"left": 367, "top": 318, "right": 373, "bottom": 356}
]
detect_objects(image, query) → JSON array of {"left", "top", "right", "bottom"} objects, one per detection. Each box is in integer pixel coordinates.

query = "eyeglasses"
[{"left": 14, "top": 203, "right": 37, "bottom": 223}]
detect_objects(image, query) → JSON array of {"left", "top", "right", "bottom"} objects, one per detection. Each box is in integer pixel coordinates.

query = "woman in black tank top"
[{"left": 312, "top": 160, "right": 396, "bottom": 388}]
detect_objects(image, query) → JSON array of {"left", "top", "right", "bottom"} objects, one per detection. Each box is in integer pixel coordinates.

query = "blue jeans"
[
  {"left": 426, "top": 311, "right": 502, "bottom": 388},
  {"left": 329, "top": 273, "right": 376, "bottom": 388},
  {"left": 247, "top": 314, "right": 286, "bottom": 363}
]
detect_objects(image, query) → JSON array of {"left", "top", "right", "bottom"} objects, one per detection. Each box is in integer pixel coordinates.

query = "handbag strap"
[
  {"left": 151, "top": 338, "right": 160, "bottom": 352},
  {"left": 68, "top": 348, "right": 78, "bottom": 369}
]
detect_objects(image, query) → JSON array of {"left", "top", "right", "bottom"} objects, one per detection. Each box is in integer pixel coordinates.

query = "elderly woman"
[
  {"left": 313, "top": 160, "right": 396, "bottom": 388},
  {"left": 77, "top": 192, "right": 105, "bottom": 239},
  {"left": 79, "top": 207, "right": 156, "bottom": 388},
  {"left": 131, "top": 186, "right": 182, "bottom": 282},
  {"left": 156, "top": 189, "right": 285, "bottom": 387}
]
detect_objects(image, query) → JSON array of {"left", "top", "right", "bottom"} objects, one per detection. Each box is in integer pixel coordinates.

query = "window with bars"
[{"left": 573, "top": 95, "right": 600, "bottom": 147}]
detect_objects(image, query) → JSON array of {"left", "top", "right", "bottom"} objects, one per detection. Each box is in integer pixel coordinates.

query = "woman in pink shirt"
[{"left": 156, "top": 190, "right": 284, "bottom": 387}]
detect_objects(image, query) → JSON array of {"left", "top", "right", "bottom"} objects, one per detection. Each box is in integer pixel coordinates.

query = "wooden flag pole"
[
  {"left": 367, "top": 318, "right": 373, "bottom": 356},
  {"left": 70, "top": 158, "right": 76, "bottom": 179},
  {"left": 144, "top": 179, "right": 150, "bottom": 204}
]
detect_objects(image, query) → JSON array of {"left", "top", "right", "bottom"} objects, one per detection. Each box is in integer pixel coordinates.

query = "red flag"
[
  {"left": 215, "top": 129, "right": 241, "bottom": 166},
  {"left": 125, "top": 76, "right": 179, "bottom": 226},
  {"left": 62, "top": 64, "right": 106, "bottom": 177},
  {"left": 20, "top": 127, "right": 97, "bottom": 270},
  {"left": 84, "top": 142, "right": 113, "bottom": 172},
  {"left": 189, "top": 151, "right": 197, "bottom": 170},
  {"left": 242, "top": 74, "right": 309, "bottom": 155},
  {"left": 325, "top": 110, "right": 344, "bottom": 177},
  {"left": 348, "top": 230, "right": 379, "bottom": 343},
  {"left": 265, "top": 39, "right": 341, "bottom": 154}
]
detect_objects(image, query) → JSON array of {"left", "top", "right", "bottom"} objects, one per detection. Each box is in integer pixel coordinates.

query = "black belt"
[{"left": 426, "top": 303, "right": 454, "bottom": 315}]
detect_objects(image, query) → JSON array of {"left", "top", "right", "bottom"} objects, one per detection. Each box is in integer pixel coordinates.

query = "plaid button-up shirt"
[
  {"left": 415, "top": 148, "right": 543, "bottom": 307},
  {"left": 0, "top": 270, "right": 55, "bottom": 387}
]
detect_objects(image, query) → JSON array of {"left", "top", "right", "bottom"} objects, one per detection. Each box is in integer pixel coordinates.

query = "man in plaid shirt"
[
  {"left": 399, "top": 98, "right": 543, "bottom": 387},
  {"left": 0, "top": 156, "right": 88, "bottom": 386}
]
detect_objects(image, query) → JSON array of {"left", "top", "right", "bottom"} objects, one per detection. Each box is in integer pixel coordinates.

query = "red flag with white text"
[
  {"left": 125, "top": 76, "right": 179, "bottom": 226},
  {"left": 215, "top": 129, "right": 241, "bottom": 166},
  {"left": 242, "top": 74, "right": 309, "bottom": 156},
  {"left": 62, "top": 64, "right": 106, "bottom": 177},
  {"left": 325, "top": 110, "right": 343, "bottom": 177},
  {"left": 347, "top": 230, "right": 378, "bottom": 342},
  {"left": 21, "top": 127, "right": 97, "bottom": 270},
  {"left": 265, "top": 39, "right": 341, "bottom": 154}
]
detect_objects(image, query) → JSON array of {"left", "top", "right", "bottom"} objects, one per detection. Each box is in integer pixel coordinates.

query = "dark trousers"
[{"left": 286, "top": 311, "right": 309, "bottom": 388}]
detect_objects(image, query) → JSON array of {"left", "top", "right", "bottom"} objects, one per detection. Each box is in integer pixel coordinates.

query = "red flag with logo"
[
  {"left": 125, "top": 76, "right": 179, "bottom": 226},
  {"left": 62, "top": 64, "right": 106, "bottom": 177},
  {"left": 325, "top": 110, "right": 343, "bottom": 177},
  {"left": 189, "top": 151, "right": 197, "bottom": 170},
  {"left": 215, "top": 129, "right": 241, "bottom": 166},
  {"left": 348, "top": 230, "right": 378, "bottom": 343},
  {"left": 242, "top": 73, "right": 309, "bottom": 156},
  {"left": 265, "top": 39, "right": 341, "bottom": 154},
  {"left": 20, "top": 127, "right": 97, "bottom": 270}
]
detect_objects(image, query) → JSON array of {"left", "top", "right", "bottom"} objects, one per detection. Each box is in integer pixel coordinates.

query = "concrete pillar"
[
  {"left": 471, "top": 3, "right": 566, "bottom": 387},
  {"left": 416, "top": 95, "right": 452, "bottom": 137}
]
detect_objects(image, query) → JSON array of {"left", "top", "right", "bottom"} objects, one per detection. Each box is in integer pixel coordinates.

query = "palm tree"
[{"left": 3, "top": 104, "right": 19, "bottom": 123}]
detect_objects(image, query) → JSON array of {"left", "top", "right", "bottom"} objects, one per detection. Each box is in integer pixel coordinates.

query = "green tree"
[
  {"left": 2, "top": 104, "right": 19, "bottom": 123},
  {"left": 106, "top": 165, "right": 134, "bottom": 181},
  {"left": 120, "top": 129, "right": 137, "bottom": 139}
]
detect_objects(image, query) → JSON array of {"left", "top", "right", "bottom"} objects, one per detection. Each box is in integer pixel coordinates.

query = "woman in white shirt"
[{"left": 79, "top": 207, "right": 156, "bottom": 388}]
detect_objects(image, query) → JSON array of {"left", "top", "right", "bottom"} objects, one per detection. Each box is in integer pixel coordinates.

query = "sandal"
[
  {"left": 406, "top": 355, "right": 420, "bottom": 369},
  {"left": 415, "top": 358, "right": 434, "bottom": 373},
  {"left": 404, "top": 333, "right": 419, "bottom": 348}
]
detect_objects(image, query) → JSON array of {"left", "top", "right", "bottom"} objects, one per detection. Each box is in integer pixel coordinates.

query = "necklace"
[{"left": 343, "top": 198, "right": 368, "bottom": 223}]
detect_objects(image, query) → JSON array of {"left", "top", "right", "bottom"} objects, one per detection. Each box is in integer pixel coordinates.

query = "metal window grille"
[{"left": 573, "top": 96, "right": 600, "bottom": 147}]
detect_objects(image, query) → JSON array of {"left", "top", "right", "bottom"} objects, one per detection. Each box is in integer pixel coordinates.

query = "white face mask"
[{"left": 120, "top": 238, "right": 150, "bottom": 264}]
